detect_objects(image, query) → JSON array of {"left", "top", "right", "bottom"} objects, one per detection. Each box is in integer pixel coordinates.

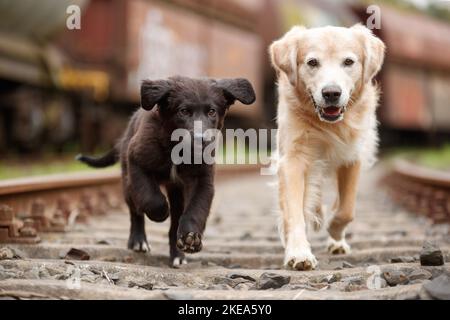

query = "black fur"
[
  {"left": 77, "top": 76, "right": 255, "bottom": 266},
  {"left": 76, "top": 149, "right": 118, "bottom": 168}
]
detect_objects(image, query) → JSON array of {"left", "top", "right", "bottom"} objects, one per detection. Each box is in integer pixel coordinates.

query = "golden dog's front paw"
[
  {"left": 327, "top": 237, "right": 351, "bottom": 255},
  {"left": 284, "top": 250, "right": 318, "bottom": 271}
]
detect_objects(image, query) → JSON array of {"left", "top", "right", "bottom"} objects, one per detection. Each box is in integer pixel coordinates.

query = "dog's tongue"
[{"left": 323, "top": 106, "right": 341, "bottom": 116}]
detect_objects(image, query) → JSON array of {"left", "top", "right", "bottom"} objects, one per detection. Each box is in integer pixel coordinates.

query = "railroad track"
[
  {"left": 0, "top": 165, "right": 260, "bottom": 244},
  {"left": 384, "top": 160, "right": 450, "bottom": 223},
  {"left": 0, "top": 170, "right": 123, "bottom": 244},
  {"left": 0, "top": 164, "right": 449, "bottom": 300}
]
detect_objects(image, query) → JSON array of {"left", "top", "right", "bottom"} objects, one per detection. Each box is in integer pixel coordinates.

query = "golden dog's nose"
[{"left": 322, "top": 85, "right": 342, "bottom": 103}]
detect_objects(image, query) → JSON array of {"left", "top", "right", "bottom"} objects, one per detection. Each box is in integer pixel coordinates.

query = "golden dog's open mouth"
[
  {"left": 319, "top": 106, "right": 344, "bottom": 122},
  {"left": 309, "top": 91, "right": 345, "bottom": 123},
  {"left": 322, "top": 106, "right": 341, "bottom": 117},
  {"left": 311, "top": 102, "right": 344, "bottom": 123}
]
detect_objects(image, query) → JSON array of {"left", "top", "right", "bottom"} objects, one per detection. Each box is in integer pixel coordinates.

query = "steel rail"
[
  {"left": 0, "top": 164, "right": 263, "bottom": 243},
  {"left": 0, "top": 170, "right": 121, "bottom": 196}
]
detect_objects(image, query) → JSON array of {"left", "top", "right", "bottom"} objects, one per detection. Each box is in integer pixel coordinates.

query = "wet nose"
[{"left": 322, "top": 85, "right": 342, "bottom": 103}]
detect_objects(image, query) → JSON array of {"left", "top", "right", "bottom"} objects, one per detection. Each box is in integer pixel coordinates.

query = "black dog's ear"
[
  {"left": 140, "top": 79, "right": 171, "bottom": 110},
  {"left": 216, "top": 78, "right": 256, "bottom": 105}
]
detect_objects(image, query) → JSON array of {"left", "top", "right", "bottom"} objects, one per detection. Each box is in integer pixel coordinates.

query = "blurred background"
[{"left": 0, "top": 0, "right": 450, "bottom": 178}]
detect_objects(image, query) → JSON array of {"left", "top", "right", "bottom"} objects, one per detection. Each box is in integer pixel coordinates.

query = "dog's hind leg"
[
  {"left": 313, "top": 202, "right": 324, "bottom": 232},
  {"left": 167, "top": 184, "right": 187, "bottom": 267},
  {"left": 126, "top": 196, "right": 150, "bottom": 253},
  {"left": 327, "top": 161, "right": 361, "bottom": 255}
]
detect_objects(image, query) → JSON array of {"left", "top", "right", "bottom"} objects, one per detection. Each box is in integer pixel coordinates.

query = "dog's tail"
[{"left": 76, "top": 148, "right": 119, "bottom": 168}]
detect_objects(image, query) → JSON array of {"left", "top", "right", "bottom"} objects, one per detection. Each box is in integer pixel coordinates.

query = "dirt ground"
[{"left": 0, "top": 164, "right": 449, "bottom": 299}]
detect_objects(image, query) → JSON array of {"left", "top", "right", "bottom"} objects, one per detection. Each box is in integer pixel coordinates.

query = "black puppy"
[{"left": 77, "top": 76, "right": 256, "bottom": 267}]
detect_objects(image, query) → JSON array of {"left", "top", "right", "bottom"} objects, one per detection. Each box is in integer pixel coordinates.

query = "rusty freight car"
[
  {"left": 2, "top": 0, "right": 450, "bottom": 153},
  {"left": 57, "top": 0, "right": 265, "bottom": 122},
  {"left": 0, "top": 0, "right": 118, "bottom": 152},
  {"left": 353, "top": 4, "right": 450, "bottom": 135},
  {"left": 0, "top": 0, "right": 266, "bottom": 152},
  {"left": 0, "top": 0, "right": 91, "bottom": 152}
]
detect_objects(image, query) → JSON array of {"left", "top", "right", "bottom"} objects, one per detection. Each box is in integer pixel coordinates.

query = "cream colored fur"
[{"left": 269, "top": 24, "right": 385, "bottom": 270}]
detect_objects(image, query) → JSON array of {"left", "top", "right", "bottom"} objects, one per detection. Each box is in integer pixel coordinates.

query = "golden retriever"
[{"left": 269, "top": 24, "right": 385, "bottom": 270}]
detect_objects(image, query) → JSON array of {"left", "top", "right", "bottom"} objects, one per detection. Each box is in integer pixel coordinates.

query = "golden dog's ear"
[
  {"left": 352, "top": 24, "right": 385, "bottom": 83},
  {"left": 269, "top": 26, "right": 305, "bottom": 87}
]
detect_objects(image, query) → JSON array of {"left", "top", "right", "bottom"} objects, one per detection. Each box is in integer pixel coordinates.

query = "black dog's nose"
[{"left": 322, "top": 85, "right": 342, "bottom": 103}]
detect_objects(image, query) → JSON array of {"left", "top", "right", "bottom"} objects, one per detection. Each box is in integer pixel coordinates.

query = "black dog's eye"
[
  {"left": 208, "top": 109, "right": 217, "bottom": 117},
  {"left": 307, "top": 58, "right": 319, "bottom": 67},
  {"left": 179, "top": 108, "right": 189, "bottom": 116},
  {"left": 344, "top": 58, "right": 354, "bottom": 66}
]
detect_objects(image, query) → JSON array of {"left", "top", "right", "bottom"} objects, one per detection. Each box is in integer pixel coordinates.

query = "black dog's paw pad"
[{"left": 176, "top": 232, "right": 202, "bottom": 253}]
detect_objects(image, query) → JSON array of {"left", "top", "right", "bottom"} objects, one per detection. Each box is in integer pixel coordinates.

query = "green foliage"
[
  {"left": 385, "top": 144, "right": 450, "bottom": 171},
  {"left": 0, "top": 153, "right": 118, "bottom": 180}
]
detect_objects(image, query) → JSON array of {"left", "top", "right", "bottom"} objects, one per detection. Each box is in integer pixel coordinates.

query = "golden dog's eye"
[
  {"left": 307, "top": 58, "right": 319, "bottom": 67},
  {"left": 344, "top": 58, "right": 354, "bottom": 66},
  {"left": 208, "top": 109, "right": 217, "bottom": 117}
]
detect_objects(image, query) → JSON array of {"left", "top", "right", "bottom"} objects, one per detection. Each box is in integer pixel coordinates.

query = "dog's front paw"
[
  {"left": 327, "top": 237, "right": 351, "bottom": 255},
  {"left": 284, "top": 249, "right": 318, "bottom": 271},
  {"left": 177, "top": 232, "right": 203, "bottom": 253}
]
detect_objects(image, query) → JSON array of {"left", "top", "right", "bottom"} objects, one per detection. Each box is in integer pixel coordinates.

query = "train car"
[
  {"left": 56, "top": 0, "right": 265, "bottom": 125},
  {"left": 1, "top": 0, "right": 450, "bottom": 153},
  {"left": 0, "top": 0, "right": 266, "bottom": 152},
  {"left": 349, "top": 4, "right": 450, "bottom": 146},
  {"left": 0, "top": 0, "right": 106, "bottom": 152}
]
